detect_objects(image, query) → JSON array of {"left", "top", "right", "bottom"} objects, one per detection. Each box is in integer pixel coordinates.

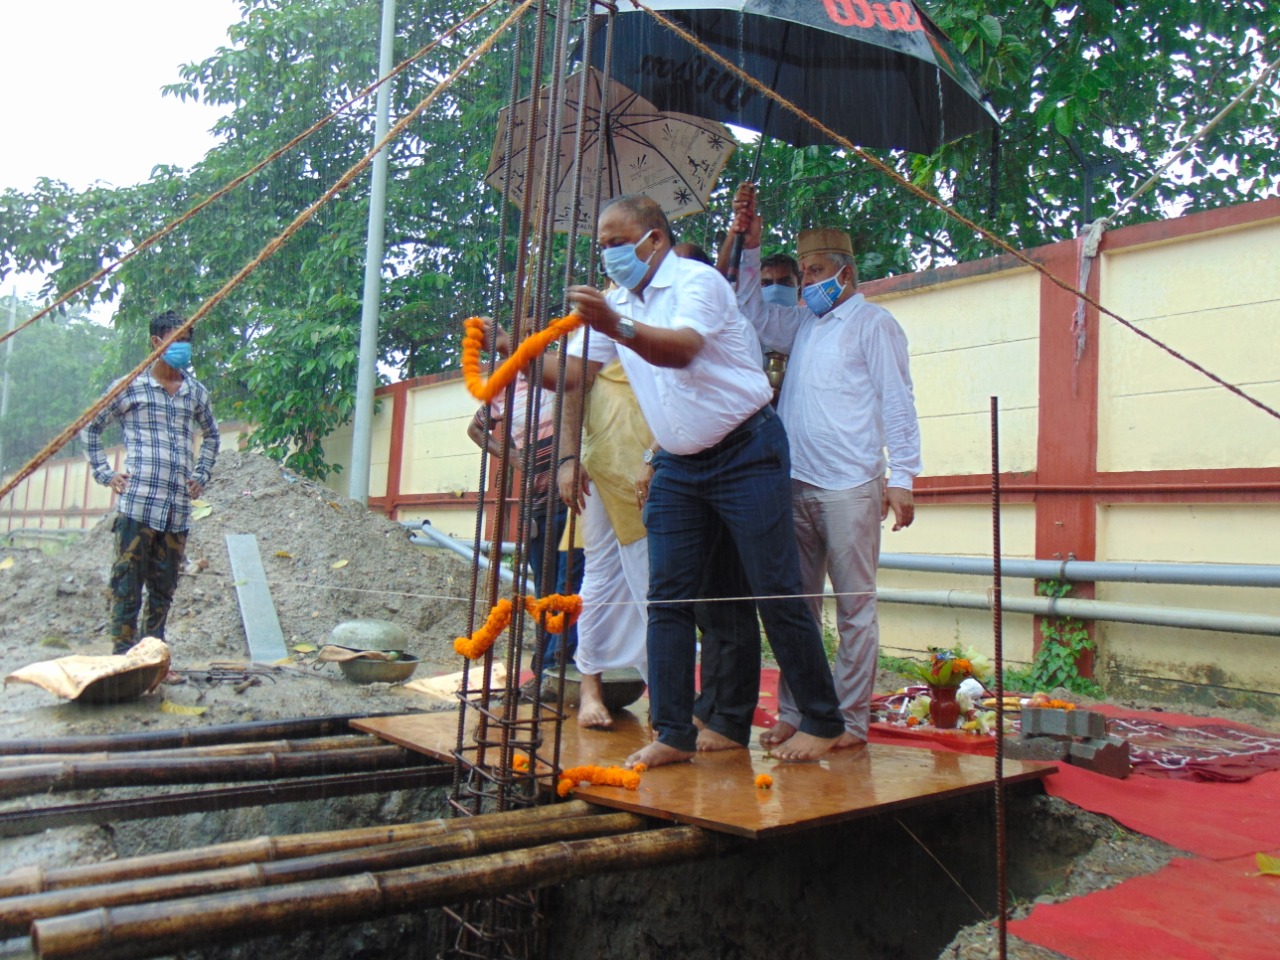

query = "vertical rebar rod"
[{"left": 990, "top": 395, "right": 1007, "bottom": 960}]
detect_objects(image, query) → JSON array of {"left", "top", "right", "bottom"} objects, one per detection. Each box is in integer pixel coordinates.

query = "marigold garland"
[
  {"left": 512, "top": 753, "right": 530, "bottom": 772},
  {"left": 462, "top": 314, "right": 584, "bottom": 403},
  {"left": 755, "top": 774, "right": 773, "bottom": 789},
  {"left": 453, "top": 593, "right": 583, "bottom": 661},
  {"left": 556, "top": 764, "right": 642, "bottom": 797},
  {"left": 523, "top": 593, "right": 583, "bottom": 635},
  {"left": 453, "top": 598, "right": 513, "bottom": 660}
]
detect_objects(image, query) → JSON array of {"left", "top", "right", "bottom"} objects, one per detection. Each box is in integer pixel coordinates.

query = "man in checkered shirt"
[{"left": 82, "top": 310, "right": 220, "bottom": 657}]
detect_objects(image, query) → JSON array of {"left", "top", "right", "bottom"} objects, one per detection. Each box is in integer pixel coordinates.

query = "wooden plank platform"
[{"left": 355, "top": 703, "right": 1054, "bottom": 839}]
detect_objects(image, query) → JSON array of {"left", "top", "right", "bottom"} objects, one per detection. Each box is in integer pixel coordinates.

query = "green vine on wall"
[{"left": 1032, "top": 579, "right": 1103, "bottom": 697}]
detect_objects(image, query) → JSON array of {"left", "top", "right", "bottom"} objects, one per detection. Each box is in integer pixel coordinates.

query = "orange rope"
[
  {"left": 631, "top": 0, "right": 1280, "bottom": 424},
  {"left": 461, "top": 314, "right": 584, "bottom": 403}
]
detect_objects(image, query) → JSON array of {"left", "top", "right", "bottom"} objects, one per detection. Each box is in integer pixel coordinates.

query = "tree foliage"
[
  {"left": 0, "top": 296, "right": 115, "bottom": 475},
  {"left": 0, "top": 0, "right": 1275, "bottom": 478}
]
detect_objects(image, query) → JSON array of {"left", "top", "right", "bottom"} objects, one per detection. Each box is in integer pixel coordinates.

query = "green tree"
[
  {"left": 0, "top": 1, "right": 1275, "bottom": 477},
  {"left": 0, "top": 295, "right": 115, "bottom": 475}
]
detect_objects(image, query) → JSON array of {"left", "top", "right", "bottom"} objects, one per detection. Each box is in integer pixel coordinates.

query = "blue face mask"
[
  {"left": 801, "top": 273, "right": 846, "bottom": 316},
  {"left": 761, "top": 283, "right": 798, "bottom": 307},
  {"left": 601, "top": 231, "right": 658, "bottom": 290},
  {"left": 162, "top": 341, "right": 192, "bottom": 369}
]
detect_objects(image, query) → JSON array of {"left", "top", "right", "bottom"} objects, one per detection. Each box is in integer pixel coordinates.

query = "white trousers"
[
  {"left": 776, "top": 478, "right": 882, "bottom": 740},
  {"left": 573, "top": 490, "right": 650, "bottom": 680}
]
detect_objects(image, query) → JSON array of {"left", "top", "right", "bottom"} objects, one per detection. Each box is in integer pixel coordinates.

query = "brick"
[
  {"left": 1003, "top": 736, "right": 1069, "bottom": 762},
  {"left": 1068, "top": 736, "right": 1131, "bottom": 779},
  {"left": 1020, "top": 708, "right": 1072, "bottom": 739},
  {"left": 1066, "top": 710, "right": 1108, "bottom": 739}
]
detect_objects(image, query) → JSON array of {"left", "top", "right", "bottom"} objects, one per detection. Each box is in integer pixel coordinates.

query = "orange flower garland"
[
  {"left": 453, "top": 594, "right": 583, "bottom": 661},
  {"left": 755, "top": 774, "right": 773, "bottom": 789},
  {"left": 453, "top": 598, "right": 513, "bottom": 660},
  {"left": 512, "top": 754, "right": 530, "bottom": 772},
  {"left": 462, "top": 314, "right": 584, "bottom": 403},
  {"left": 557, "top": 764, "right": 642, "bottom": 797},
  {"left": 523, "top": 593, "right": 584, "bottom": 635}
]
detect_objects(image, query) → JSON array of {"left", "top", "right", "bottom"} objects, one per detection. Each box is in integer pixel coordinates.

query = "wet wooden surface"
[{"left": 354, "top": 704, "right": 1053, "bottom": 839}]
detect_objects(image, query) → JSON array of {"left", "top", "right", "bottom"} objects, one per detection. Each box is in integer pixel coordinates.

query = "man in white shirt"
[
  {"left": 568, "top": 194, "right": 844, "bottom": 769},
  {"left": 731, "top": 184, "right": 923, "bottom": 749}
]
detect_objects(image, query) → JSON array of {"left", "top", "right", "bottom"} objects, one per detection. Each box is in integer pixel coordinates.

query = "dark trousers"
[
  {"left": 529, "top": 500, "right": 585, "bottom": 672},
  {"left": 109, "top": 515, "right": 188, "bottom": 654},
  {"left": 692, "top": 518, "right": 761, "bottom": 745},
  {"left": 642, "top": 408, "right": 842, "bottom": 752}
]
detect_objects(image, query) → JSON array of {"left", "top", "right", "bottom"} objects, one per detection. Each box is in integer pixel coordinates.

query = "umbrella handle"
[{"left": 725, "top": 231, "right": 747, "bottom": 286}]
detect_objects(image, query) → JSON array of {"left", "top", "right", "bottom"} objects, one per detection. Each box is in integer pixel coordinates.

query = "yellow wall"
[
  {"left": 1097, "top": 218, "right": 1280, "bottom": 472},
  {"left": 876, "top": 268, "right": 1041, "bottom": 476}
]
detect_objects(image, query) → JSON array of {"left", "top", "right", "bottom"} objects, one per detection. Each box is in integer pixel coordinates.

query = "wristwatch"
[
  {"left": 615, "top": 317, "right": 637, "bottom": 340},
  {"left": 642, "top": 446, "right": 658, "bottom": 465}
]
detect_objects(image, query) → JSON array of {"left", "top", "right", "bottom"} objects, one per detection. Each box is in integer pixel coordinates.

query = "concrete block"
[
  {"left": 1003, "top": 736, "right": 1069, "bottom": 762},
  {"left": 1068, "top": 736, "right": 1131, "bottom": 779},
  {"left": 1066, "top": 710, "right": 1108, "bottom": 739},
  {"left": 1020, "top": 708, "right": 1072, "bottom": 739}
]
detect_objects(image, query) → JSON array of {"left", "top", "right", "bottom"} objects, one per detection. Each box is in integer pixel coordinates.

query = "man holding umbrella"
[
  {"left": 568, "top": 193, "right": 844, "bottom": 769},
  {"left": 730, "top": 183, "right": 922, "bottom": 750}
]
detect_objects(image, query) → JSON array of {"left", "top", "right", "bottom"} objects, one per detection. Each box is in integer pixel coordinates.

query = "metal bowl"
[
  {"left": 337, "top": 652, "right": 420, "bottom": 685},
  {"left": 558, "top": 667, "right": 647, "bottom": 712}
]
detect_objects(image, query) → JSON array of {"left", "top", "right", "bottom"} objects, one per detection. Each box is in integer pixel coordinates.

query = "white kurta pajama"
[{"left": 737, "top": 246, "right": 923, "bottom": 740}]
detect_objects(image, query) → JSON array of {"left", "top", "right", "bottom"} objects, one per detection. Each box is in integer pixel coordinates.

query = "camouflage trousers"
[{"left": 109, "top": 515, "right": 188, "bottom": 655}]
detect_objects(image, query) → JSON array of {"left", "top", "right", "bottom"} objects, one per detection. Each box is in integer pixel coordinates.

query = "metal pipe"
[
  {"left": 348, "top": 0, "right": 397, "bottom": 505},
  {"left": 411, "top": 521, "right": 528, "bottom": 591},
  {"left": 880, "top": 553, "right": 1280, "bottom": 588},
  {"left": 875, "top": 587, "right": 1280, "bottom": 636}
]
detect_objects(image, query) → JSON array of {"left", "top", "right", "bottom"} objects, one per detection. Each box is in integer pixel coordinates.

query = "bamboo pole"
[
  {"left": 0, "top": 800, "right": 599, "bottom": 897},
  {"left": 0, "top": 714, "right": 395, "bottom": 756},
  {"left": 0, "top": 736, "right": 381, "bottom": 769},
  {"left": 0, "top": 745, "right": 429, "bottom": 801},
  {"left": 0, "top": 767, "right": 450, "bottom": 840},
  {"left": 32, "top": 827, "right": 728, "bottom": 960},
  {"left": 0, "top": 812, "right": 643, "bottom": 936}
]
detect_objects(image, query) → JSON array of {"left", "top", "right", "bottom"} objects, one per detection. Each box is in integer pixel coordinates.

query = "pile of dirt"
[{"left": 0, "top": 447, "right": 484, "bottom": 737}]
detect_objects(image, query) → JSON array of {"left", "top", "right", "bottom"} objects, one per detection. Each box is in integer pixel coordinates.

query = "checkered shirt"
[{"left": 82, "top": 370, "right": 220, "bottom": 532}]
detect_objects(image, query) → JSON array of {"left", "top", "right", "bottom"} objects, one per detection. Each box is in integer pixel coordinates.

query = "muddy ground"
[{"left": 1, "top": 448, "right": 1275, "bottom": 959}]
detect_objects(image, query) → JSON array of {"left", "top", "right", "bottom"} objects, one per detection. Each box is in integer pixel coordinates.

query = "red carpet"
[
  {"left": 1009, "top": 853, "right": 1280, "bottom": 960},
  {"left": 1043, "top": 763, "right": 1280, "bottom": 860}
]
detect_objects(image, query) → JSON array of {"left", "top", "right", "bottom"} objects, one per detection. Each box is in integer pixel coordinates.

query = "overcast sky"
[{"left": 1, "top": 1, "right": 240, "bottom": 300}]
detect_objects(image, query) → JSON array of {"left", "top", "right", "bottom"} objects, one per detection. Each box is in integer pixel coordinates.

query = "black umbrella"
[{"left": 590, "top": 0, "right": 998, "bottom": 154}]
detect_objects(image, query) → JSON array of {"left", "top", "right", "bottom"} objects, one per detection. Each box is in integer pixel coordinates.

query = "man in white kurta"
[{"left": 732, "top": 185, "right": 923, "bottom": 746}]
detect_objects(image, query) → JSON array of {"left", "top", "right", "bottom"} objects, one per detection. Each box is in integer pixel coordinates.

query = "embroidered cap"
[{"left": 796, "top": 228, "right": 854, "bottom": 259}]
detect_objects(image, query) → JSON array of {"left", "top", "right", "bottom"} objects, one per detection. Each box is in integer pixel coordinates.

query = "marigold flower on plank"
[{"left": 755, "top": 774, "right": 773, "bottom": 789}]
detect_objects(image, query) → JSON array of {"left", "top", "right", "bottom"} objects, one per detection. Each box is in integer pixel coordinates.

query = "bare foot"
[
  {"left": 833, "top": 732, "right": 866, "bottom": 750},
  {"left": 626, "top": 741, "right": 695, "bottom": 769},
  {"left": 696, "top": 727, "right": 746, "bottom": 752},
  {"left": 772, "top": 731, "right": 838, "bottom": 762},
  {"left": 576, "top": 673, "right": 613, "bottom": 729},
  {"left": 758, "top": 721, "right": 797, "bottom": 750}
]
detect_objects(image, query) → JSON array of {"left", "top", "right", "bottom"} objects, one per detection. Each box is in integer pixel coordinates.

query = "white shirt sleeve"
[
  {"left": 863, "top": 311, "right": 923, "bottom": 489},
  {"left": 735, "top": 246, "right": 803, "bottom": 354}
]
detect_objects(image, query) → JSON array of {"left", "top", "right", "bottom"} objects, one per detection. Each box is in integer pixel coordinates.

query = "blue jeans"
[{"left": 643, "top": 407, "right": 843, "bottom": 752}]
